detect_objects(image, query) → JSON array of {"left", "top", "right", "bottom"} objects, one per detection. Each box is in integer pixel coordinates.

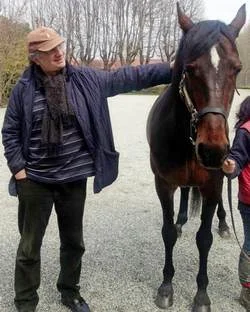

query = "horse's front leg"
[
  {"left": 193, "top": 198, "right": 217, "bottom": 312},
  {"left": 154, "top": 175, "right": 178, "bottom": 309}
]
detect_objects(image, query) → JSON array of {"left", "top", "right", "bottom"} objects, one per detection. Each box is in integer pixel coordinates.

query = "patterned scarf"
[{"left": 34, "top": 65, "right": 75, "bottom": 154}]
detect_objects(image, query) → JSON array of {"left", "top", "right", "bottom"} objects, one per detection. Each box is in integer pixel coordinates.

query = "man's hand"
[
  {"left": 222, "top": 159, "right": 236, "bottom": 174},
  {"left": 15, "top": 169, "right": 27, "bottom": 180}
]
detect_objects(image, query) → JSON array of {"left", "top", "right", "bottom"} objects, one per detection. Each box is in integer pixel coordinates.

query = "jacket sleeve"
[
  {"left": 1, "top": 85, "right": 26, "bottom": 175},
  {"left": 225, "top": 128, "right": 250, "bottom": 179},
  {"left": 95, "top": 63, "right": 172, "bottom": 98}
]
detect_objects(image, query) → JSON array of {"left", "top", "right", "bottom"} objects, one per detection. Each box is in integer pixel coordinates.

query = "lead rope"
[
  {"left": 227, "top": 177, "right": 250, "bottom": 261},
  {"left": 235, "top": 88, "right": 240, "bottom": 96}
]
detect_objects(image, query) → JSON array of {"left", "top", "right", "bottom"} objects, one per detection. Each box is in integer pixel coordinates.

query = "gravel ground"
[{"left": 0, "top": 91, "right": 249, "bottom": 312}]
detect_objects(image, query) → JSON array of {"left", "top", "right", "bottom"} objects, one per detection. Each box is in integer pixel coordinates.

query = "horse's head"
[{"left": 176, "top": 3, "right": 246, "bottom": 169}]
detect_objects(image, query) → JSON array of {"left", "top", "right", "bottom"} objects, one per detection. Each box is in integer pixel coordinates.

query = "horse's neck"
[{"left": 168, "top": 83, "right": 190, "bottom": 120}]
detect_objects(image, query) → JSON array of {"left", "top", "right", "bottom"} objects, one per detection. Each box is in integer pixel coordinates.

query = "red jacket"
[{"left": 238, "top": 121, "right": 250, "bottom": 205}]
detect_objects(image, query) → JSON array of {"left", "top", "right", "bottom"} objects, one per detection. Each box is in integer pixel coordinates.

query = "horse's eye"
[{"left": 185, "top": 64, "right": 196, "bottom": 75}]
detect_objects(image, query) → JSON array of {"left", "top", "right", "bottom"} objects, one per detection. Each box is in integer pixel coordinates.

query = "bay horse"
[
  {"left": 176, "top": 185, "right": 230, "bottom": 238},
  {"left": 146, "top": 3, "right": 246, "bottom": 311}
]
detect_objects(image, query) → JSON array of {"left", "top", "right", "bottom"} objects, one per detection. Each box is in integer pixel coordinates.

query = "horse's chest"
[{"left": 159, "top": 160, "right": 210, "bottom": 187}]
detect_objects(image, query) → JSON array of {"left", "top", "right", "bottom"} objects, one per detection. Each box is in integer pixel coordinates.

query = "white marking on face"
[
  {"left": 210, "top": 45, "right": 221, "bottom": 93},
  {"left": 210, "top": 45, "right": 220, "bottom": 73}
]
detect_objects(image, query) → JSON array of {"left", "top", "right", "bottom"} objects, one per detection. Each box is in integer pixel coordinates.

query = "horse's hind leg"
[
  {"left": 217, "top": 196, "right": 230, "bottom": 238},
  {"left": 175, "top": 187, "right": 190, "bottom": 237},
  {"left": 193, "top": 199, "right": 217, "bottom": 312},
  {"left": 154, "top": 175, "right": 177, "bottom": 309}
]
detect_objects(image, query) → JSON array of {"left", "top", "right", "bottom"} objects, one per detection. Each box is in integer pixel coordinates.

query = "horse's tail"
[{"left": 189, "top": 187, "right": 202, "bottom": 218}]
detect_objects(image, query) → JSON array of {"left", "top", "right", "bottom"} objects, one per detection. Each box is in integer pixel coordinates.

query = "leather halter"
[{"left": 179, "top": 71, "right": 227, "bottom": 145}]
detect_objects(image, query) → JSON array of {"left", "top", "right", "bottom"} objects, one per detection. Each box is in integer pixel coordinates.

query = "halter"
[{"left": 179, "top": 71, "right": 227, "bottom": 145}]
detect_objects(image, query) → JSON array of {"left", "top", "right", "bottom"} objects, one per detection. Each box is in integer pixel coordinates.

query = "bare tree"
[
  {"left": 116, "top": 0, "right": 142, "bottom": 65},
  {"left": 74, "top": 0, "right": 100, "bottom": 65},
  {"left": 137, "top": 0, "right": 160, "bottom": 64},
  {"left": 29, "top": 0, "right": 58, "bottom": 27},
  {"left": 54, "top": 0, "right": 79, "bottom": 63},
  {"left": 98, "top": 0, "right": 118, "bottom": 70},
  {"left": 0, "top": 0, "right": 206, "bottom": 72},
  {"left": 156, "top": 0, "right": 204, "bottom": 63},
  {"left": 0, "top": 0, "right": 29, "bottom": 21}
]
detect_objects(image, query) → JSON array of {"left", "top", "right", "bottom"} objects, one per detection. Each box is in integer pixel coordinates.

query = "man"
[{"left": 2, "top": 26, "right": 172, "bottom": 312}]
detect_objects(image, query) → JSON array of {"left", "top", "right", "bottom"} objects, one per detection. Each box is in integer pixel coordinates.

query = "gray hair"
[{"left": 28, "top": 51, "right": 40, "bottom": 61}]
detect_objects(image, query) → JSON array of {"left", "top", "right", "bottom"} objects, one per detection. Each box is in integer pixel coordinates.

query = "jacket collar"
[{"left": 19, "top": 62, "right": 75, "bottom": 85}]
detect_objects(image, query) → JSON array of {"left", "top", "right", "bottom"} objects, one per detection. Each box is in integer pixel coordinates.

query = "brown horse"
[{"left": 146, "top": 3, "right": 246, "bottom": 311}]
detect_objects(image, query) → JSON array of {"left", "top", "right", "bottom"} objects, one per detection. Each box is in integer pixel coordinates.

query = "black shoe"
[
  {"left": 61, "top": 296, "right": 90, "bottom": 312},
  {"left": 16, "top": 304, "right": 36, "bottom": 312},
  {"left": 17, "top": 308, "right": 36, "bottom": 312}
]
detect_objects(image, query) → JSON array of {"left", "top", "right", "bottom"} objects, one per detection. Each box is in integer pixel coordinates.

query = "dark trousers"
[{"left": 14, "top": 178, "right": 87, "bottom": 309}]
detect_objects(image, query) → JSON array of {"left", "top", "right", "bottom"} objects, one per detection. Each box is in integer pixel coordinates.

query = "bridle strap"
[
  {"left": 198, "top": 106, "right": 227, "bottom": 119},
  {"left": 179, "top": 73, "right": 198, "bottom": 124},
  {"left": 179, "top": 71, "right": 228, "bottom": 145},
  {"left": 179, "top": 72, "right": 227, "bottom": 121}
]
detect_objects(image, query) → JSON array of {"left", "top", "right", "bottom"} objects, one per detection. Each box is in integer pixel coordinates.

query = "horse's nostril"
[
  {"left": 197, "top": 143, "right": 227, "bottom": 168},
  {"left": 197, "top": 143, "right": 207, "bottom": 162}
]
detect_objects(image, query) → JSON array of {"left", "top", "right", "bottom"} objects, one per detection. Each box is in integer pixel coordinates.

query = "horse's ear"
[
  {"left": 177, "top": 2, "right": 194, "bottom": 33},
  {"left": 229, "top": 4, "right": 246, "bottom": 38}
]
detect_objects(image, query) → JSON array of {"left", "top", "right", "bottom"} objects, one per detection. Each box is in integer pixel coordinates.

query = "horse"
[
  {"left": 175, "top": 185, "right": 230, "bottom": 238},
  {"left": 146, "top": 3, "right": 246, "bottom": 311}
]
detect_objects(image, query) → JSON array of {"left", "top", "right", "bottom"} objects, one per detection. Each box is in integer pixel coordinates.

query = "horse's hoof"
[
  {"left": 218, "top": 220, "right": 231, "bottom": 238},
  {"left": 192, "top": 290, "right": 211, "bottom": 312},
  {"left": 175, "top": 224, "right": 182, "bottom": 238},
  {"left": 218, "top": 223, "right": 231, "bottom": 239},
  {"left": 218, "top": 228, "right": 231, "bottom": 239},
  {"left": 192, "top": 304, "right": 211, "bottom": 312},
  {"left": 155, "top": 283, "right": 173, "bottom": 309}
]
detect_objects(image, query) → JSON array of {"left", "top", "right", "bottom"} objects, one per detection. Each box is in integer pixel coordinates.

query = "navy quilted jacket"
[{"left": 2, "top": 62, "right": 172, "bottom": 194}]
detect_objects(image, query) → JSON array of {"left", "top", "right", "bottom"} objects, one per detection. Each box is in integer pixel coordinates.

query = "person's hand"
[
  {"left": 15, "top": 169, "right": 27, "bottom": 180},
  {"left": 222, "top": 159, "right": 236, "bottom": 174}
]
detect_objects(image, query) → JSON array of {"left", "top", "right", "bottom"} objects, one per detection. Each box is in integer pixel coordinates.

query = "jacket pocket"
[{"left": 101, "top": 148, "right": 119, "bottom": 185}]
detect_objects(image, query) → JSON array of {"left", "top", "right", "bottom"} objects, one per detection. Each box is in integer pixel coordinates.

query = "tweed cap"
[{"left": 27, "top": 26, "right": 64, "bottom": 52}]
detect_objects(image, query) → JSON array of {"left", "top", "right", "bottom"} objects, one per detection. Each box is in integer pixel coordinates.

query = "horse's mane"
[{"left": 173, "top": 20, "right": 237, "bottom": 83}]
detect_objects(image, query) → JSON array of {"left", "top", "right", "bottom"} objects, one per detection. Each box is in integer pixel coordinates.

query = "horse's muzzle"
[{"left": 196, "top": 142, "right": 229, "bottom": 169}]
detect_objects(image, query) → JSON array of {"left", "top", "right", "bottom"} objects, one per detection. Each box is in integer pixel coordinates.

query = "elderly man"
[{"left": 2, "top": 26, "right": 172, "bottom": 312}]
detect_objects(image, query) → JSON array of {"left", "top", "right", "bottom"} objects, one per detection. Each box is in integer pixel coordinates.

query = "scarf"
[{"left": 34, "top": 65, "right": 75, "bottom": 154}]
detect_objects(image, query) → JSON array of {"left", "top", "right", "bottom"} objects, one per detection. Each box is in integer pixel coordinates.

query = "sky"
[{"left": 203, "top": 0, "right": 249, "bottom": 23}]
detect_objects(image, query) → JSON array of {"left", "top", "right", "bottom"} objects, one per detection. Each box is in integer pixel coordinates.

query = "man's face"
[{"left": 34, "top": 43, "right": 66, "bottom": 75}]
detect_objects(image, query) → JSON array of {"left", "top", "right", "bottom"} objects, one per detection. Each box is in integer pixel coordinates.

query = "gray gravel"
[{"left": 0, "top": 91, "right": 249, "bottom": 312}]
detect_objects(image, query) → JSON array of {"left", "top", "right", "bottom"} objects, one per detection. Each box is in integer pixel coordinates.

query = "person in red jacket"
[{"left": 222, "top": 96, "right": 250, "bottom": 311}]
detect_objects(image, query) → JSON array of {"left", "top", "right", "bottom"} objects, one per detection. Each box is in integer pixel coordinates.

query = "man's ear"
[{"left": 29, "top": 52, "right": 41, "bottom": 65}]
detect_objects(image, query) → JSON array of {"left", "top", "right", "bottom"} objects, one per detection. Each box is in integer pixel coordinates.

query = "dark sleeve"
[
  {"left": 226, "top": 128, "right": 250, "bottom": 178},
  {"left": 95, "top": 63, "right": 172, "bottom": 97},
  {"left": 1, "top": 85, "right": 26, "bottom": 175}
]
